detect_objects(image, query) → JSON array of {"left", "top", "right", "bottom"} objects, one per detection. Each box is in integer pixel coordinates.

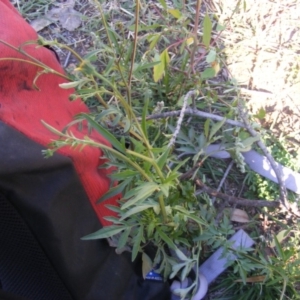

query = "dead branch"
[
  {"left": 146, "top": 107, "right": 245, "bottom": 128},
  {"left": 237, "top": 101, "right": 290, "bottom": 210},
  {"left": 195, "top": 178, "right": 280, "bottom": 208},
  {"left": 168, "top": 90, "right": 197, "bottom": 148}
]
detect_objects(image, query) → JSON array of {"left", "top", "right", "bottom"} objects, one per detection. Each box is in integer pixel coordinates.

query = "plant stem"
[
  {"left": 158, "top": 195, "right": 168, "bottom": 223},
  {"left": 41, "top": 121, "right": 153, "bottom": 182},
  {"left": 189, "top": 0, "right": 202, "bottom": 74},
  {"left": 127, "top": 0, "right": 140, "bottom": 107},
  {"left": 126, "top": 149, "right": 164, "bottom": 181},
  {"left": 0, "top": 57, "right": 62, "bottom": 74}
]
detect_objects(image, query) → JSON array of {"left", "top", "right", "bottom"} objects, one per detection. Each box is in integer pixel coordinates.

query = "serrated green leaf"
[
  {"left": 107, "top": 28, "right": 121, "bottom": 54},
  {"left": 174, "top": 206, "right": 207, "bottom": 225},
  {"left": 153, "top": 49, "right": 170, "bottom": 82},
  {"left": 203, "top": 14, "right": 212, "bottom": 48},
  {"left": 170, "top": 126, "right": 190, "bottom": 143},
  {"left": 122, "top": 182, "right": 159, "bottom": 209},
  {"left": 201, "top": 67, "right": 216, "bottom": 79},
  {"left": 156, "top": 147, "right": 170, "bottom": 169},
  {"left": 171, "top": 157, "right": 190, "bottom": 173},
  {"left": 103, "top": 216, "right": 124, "bottom": 225},
  {"left": 95, "top": 107, "right": 120, "bottom": 122},
  {"left": 81, "top": 225, "right": 125, "bottom": 240},
  {"left": 120, "top": 205, "right": 153, "bottom": 221},
  {"left": 135, "top": 61, "right": 161, "bottom": 72},
  {"left": 160, "top": 183, "right": 170, "bottom": 197},
  {"left": 123, "top": 186, "right": 141, "bottom": 200},
  {"left": 198, "top": 133, "right": 206, "bottom": 149},
  {"left": 132, "top": 226, "right": 144, "bottom": 261},
  {"left": 129, "top": 136, "right": 146, "bottom": 153},
  {"left": 109, "top": 170, "right": 138, "bottom": 181},
  {"left": 83, "top": 49, "right": 102, "bottom": 61},
  {"left": 148, "top": 34, "right": 161, "bottom": 50},
  {"left": 103, "top": 57, "right": 114, "bottom": 75},
  {"left": 177, "top": 147, "right": 195, "bottom": 154},
  {"left": 97, "top": 178, "right": 131, "bottom": 203},
  {"left": 209, "top": 118, "right": 226, "bottom": 141},
  {"left": 105, "top": 204, "right": 122, "bottom": 213},
  {"left": 147, "top": 222, "right": 156, "bottom": 237},
  {"left": 157, "top": 228, "right": 175, "bottom": 249},
  {"left": 117, "top": 227, "right": 131, "bottom": 249},
  {"left": 168, "top": 9, "right": 182, "bottom": 19},
  {"left": 79, "top": 113, "right": 125, "bottom": 154}
]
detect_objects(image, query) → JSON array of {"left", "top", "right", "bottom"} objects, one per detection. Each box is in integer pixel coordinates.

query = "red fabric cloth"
[{"left": 0, "top": 0, "right": 117, "bottom": 226}]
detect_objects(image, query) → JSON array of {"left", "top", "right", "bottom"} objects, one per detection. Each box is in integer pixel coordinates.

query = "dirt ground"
[{"left": 212, "top": 0, "right": 300, "bottom": 149}]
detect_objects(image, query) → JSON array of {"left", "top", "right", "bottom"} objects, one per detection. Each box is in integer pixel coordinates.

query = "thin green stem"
[
  {"left": 41, "top": 121, "right": 152, "bottom": 182},
  {"left": 23, "top": 39, "right": 84, "bottom": 62},
  {"left": 92, "top": 0, "right": 113, "bottom": 50},
  {"left": 127, "top": 0, "right": 140, "bottom": 107},
  {"left": 190, "top": 0, "right": 202, "bottom": 74},
  {"left": 158, "top": 195, "right": 167, "bottom": 223},
  {"left": 126, "top": 149, "right": 165, "bottom": 181},
  {"left": 0, "top": 57, "right": 69, "bottom": 80}
]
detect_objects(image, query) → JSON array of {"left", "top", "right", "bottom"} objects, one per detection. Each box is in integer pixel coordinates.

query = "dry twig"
[
  {"left": 146, "top": 107, "right": 245, "bottom": 128},
  {"left": 167, "top": 90, "right": 197, "bottom": 148},
  {"left": 237, "top": 101, "right": 290, "bottom": 210},
  {"left": 195, "top": 178, "right": 280, "bottom": 208}
]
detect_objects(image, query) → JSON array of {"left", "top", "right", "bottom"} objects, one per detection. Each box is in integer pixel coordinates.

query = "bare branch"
[
  {"left": 211, "top": 160, "right": 234, "bottom": 204},
  {"left": 195, "top": 178, "right": 280, "bottom": 208},
  {"left": 168, "top": 90, "right": 197, "bottom": 148},
  {"left": 237, "top": 102, "right": 290, "bottom": 210},
  {"left": 146, "top": 107, "right": 245, "bottom": 128}
]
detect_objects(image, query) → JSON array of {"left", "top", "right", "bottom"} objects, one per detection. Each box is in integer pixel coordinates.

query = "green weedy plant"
[
  {"left": 10, "top": 0, "right": 298, "bottom": 298},
  {"left": 43, "top": 95, "right": 221, "bottom": 299},
  {"left": 212, "top": 228, "right": 300, "bottom": 300},
  {"left": 38, "top": 1, "right": 244, "bottom": 298}
]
